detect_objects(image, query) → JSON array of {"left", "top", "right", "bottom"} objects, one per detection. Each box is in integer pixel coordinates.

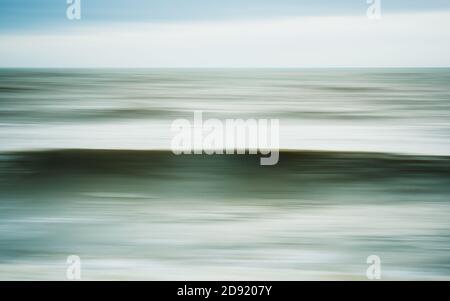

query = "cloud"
[{"left": 1, "top": 11, "right": 449, "bottom": 67}]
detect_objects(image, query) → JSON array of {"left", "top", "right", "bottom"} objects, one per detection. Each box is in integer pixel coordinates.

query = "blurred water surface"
[
  {"left": 1, "top": 68, "right": 450, "bottom": 154},
  {"left": 0, "top": 69, "right": 450, "bottom": 280}
]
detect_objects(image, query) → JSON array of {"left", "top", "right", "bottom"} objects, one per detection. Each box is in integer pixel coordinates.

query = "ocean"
[{"left": 0, "top": 68, "right": 450, "bottom": 280}]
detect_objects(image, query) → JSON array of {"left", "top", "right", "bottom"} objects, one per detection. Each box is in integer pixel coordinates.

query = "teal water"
[
  {"left": 1, "top": 68, "right": 450, "bottom": 154},
  {"left": 0, "top": 69, "right": 450, "bottom": 280}
]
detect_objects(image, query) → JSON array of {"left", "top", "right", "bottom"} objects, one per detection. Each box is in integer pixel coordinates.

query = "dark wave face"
[
  {"left": 2, "top": 149, "right": 450, "bottom": 202},
  {"left": 1, "top": 69, "right": 450, "bottom": 280},
  {"left": 1, "top": 149, "right": 450, "bottom": 280}
]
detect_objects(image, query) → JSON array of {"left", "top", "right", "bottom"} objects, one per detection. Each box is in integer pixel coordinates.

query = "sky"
[{"left": 0, "top": 0, "right": 449, "bottom": 67}]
